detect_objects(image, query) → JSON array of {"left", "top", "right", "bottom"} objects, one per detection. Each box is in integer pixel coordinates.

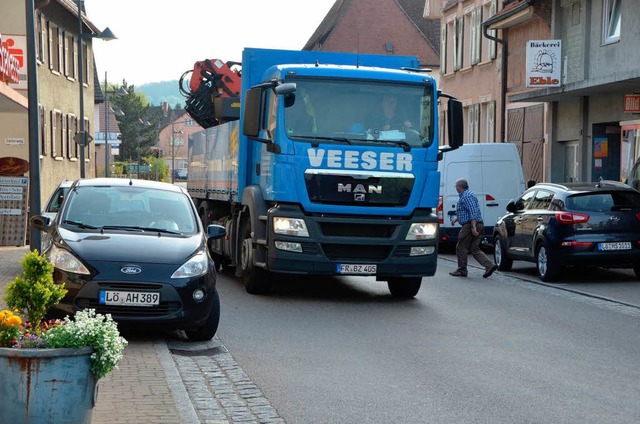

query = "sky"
[{"left": 85, "top": 0, "right": 336, "bottom": 87}]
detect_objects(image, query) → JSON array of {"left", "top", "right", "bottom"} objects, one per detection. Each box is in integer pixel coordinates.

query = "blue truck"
[{"left": 181, "top": 48, "right": 463, "bottom": 297}]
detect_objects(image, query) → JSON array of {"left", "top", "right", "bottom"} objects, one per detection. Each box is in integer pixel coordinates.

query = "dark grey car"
[{"left": 493, "top": 180, "right": 640, "bottom": 281}]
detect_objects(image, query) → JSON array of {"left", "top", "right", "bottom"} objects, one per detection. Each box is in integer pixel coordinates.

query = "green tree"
[{"left": 108, "top": 80, "right": 162, "bottom": 165}]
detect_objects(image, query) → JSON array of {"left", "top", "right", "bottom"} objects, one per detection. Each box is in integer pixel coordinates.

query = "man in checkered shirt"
[{"left": 449, "top": 178, "right": 498, "bottom": 278}]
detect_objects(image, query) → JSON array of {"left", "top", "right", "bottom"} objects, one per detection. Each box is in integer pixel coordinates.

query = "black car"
[
  {"left": 31, "top": 178, "right": 226, "bottom": 341},
  {"left": 492, "top": 179, "right": 640, "bottom": 282}
]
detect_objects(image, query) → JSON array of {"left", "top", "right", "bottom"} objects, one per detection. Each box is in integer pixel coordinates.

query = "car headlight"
[
  {"left": 406, "top": 222, "right": 438, "bottom": 240},
  {"left": 273, "top": 217, "right": 309, "bottom": 237},
  {"left": 49, "top": 245, "right": 90, "bottom": 275},
  {"left": 171, "top": 251, "right": 209, "bottom": 278}
]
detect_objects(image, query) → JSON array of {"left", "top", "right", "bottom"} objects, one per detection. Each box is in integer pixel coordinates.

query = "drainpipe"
[{"left": 482, "top": 23, "right": 507, "bottom": 143}]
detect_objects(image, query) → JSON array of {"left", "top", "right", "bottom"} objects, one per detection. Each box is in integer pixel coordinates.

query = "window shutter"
[
  {"left": 440, "top": 24, "right": 447, "bottom": 74},
  {"left": 51, "top": 110, "right": 57, "bottom": 157},
  {"left": 489, "top": 0, "right": 497, "bottom": 60},
  {"left": 470, "top": 10, "right": 478, "bottom": 65},
  {"left": 487, "top": 101, "right": 495, "bottom": 143}
]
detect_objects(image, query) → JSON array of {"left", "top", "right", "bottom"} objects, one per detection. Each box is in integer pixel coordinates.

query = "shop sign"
[
  {"left": 526, "top": 40, "right": 562, "bottom": 88},
  {"left": 623, "top": 95, "right": 640, "bottom": 113},
  {"left": 0, "top": 157, "right": 29, "bottom": 176},
  {"left": 0, "top": 35, "right": 21, "bottom": 85}
]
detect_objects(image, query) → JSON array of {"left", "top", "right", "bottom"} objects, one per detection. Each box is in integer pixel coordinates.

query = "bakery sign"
[
  {"left": 623, "top": 95, "right": 640, "bottom": 113},
  {"left": 526, "top": 40, "right": 562, "bottom": 88}
]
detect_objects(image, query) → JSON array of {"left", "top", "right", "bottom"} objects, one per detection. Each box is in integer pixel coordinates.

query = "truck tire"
[
  {"left": 387, "top": 277, "right": 421, "bottom": 298},
  {"left": 185, "top": 289, "right": 220, "bottom": 341},
  {"left": 240, "top": 218, "right": 271, "bottom": 294}
]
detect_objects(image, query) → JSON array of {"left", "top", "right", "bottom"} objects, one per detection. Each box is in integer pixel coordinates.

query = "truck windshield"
[{"left": 283, "top": 78, "right": 434, "bottom": 148}]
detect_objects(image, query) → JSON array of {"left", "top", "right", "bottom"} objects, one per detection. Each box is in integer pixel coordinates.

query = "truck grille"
[
  {"left": 322, "top": 243, "right": 391, "bottom": 260},
  {"left": 319, "top": 222, "right": 397, "bottom": 238}
]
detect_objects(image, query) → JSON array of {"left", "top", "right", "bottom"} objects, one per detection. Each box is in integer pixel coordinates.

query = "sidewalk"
[{"left": 0, "top": 246, "right": 285, "bottom": 424}]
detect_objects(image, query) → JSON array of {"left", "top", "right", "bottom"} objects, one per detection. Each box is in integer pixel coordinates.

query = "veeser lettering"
[{"left": 308, "top": 148, "right": 413, "bottom": 171}]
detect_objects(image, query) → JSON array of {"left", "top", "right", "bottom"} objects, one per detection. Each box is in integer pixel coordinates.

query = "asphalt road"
[{"left": 214, "top": 256, "right": 640, "bottom": 424}]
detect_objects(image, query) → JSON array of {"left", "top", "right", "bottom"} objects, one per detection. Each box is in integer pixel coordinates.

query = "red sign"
[
  {"left": 623, "top": 95, "right": 640, "bottom": 113},
  {"left": 0, "top": 35, "right": 20, "bottom": 85},
  {"left": 0, "top": 157, "right": 29, "bottom": 176}
]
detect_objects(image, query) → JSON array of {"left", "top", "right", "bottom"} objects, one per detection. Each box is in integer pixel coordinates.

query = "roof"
[
  {"left": 97, "top": 103, "right": 122, "bottom": 133},
  {"left": 303, "top": 0, "right": 440, "bottom": 61}
]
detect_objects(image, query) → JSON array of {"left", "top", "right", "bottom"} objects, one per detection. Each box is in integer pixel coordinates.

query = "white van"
[{"left": 437, "top": 143, "right": 526, "bottom": 248}]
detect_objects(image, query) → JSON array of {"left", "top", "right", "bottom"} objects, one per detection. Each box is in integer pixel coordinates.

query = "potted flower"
[{"left": 0, "top": 249, "right": 128, "bottom": 424}]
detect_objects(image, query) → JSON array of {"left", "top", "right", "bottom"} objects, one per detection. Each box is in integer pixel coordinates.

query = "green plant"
[
  {"left": 44, "top": 309, "right": 127, "bottom": 379},
  {"left": 1, "top": 250, "right": 127, "bottom": 379},
  {"left": 4, "top": 250, "right": 67, "bottom": 331}
]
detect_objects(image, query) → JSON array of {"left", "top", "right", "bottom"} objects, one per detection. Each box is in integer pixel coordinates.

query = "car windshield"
[
  {"left": 61, "top": 185, "right": 198, "bottom": 234},
  {"left": 283, "top": 78, "right": 434, "bottom": 148}
]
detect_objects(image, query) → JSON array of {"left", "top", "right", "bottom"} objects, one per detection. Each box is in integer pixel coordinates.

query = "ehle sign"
[
  {"left": 526, "top": 40, "right": 562, "bottom": 88},
  {"left": 623, "top": 95, "right": 640, "bottom": 113}
]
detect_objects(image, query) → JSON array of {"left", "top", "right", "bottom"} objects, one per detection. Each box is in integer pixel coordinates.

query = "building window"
[
  {"left": 81, "top": 43, "right": 89, "bottom": 84},
  {"left": 454, "top": 17, "right": 464, "bottom": 71},
  {"left": 564, "top": 141, "right": 579, "bottom": 182},
  {"left": 470, "top": 7, "right": 482, "bottom": 66},
  {"left": 64, "top": 33, "right": 76, "bottom": 80},
  {"left": 48, "top": 23, "right": 62, "bottom": 74},
  {"left": 66, "top": 114, "right": 76, "bottom": 159},
  {"left": 602, "top": 0, "right": 621, "bottom": 44},
  {"left": 51, "top": 110, "right": 63, "bottom": 158},
  {"left": 484, "top": 101, "right": 495, "bottom": 143},
  {"left": 483, "top": 0, "right": 498, "bottom": 61}
]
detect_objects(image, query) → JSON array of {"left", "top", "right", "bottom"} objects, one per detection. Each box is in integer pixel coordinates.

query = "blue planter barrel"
[{"left": 0, "top": 347, "right": 97, "bottom": 424}]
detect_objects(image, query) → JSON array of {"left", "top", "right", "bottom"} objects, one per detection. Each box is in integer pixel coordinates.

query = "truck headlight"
[
  {"left": 273, "top": 217, "right": 309, "bottom": 237},
  {"left": 406, "top": 222, "right": 437, "bottom": 240}
]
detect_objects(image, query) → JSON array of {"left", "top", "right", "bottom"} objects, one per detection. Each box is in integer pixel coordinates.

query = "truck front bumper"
[{"left": 266, "top": 205, "right": 439, "bottom": 278}]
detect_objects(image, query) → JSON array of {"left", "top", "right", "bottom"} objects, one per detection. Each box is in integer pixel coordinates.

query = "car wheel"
[
  {"left": 185, "top": 289, "right": 220, "bottom": 342},
  {"left": 493, "top": 236, "right": 513, "bottom": 271},
  {"left": 240, "top": 218, "right": 271, "bottom": 294},
  {"left": 387, "top": 277, "right": 422, "bottom": 298},
  {"left": 536, "top": 243, "right": 561, "bottom": 282}
]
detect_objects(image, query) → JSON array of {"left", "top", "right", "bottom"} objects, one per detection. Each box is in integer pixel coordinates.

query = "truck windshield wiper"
[
  {"left": 376, "top": 139, "right": 412, "bottom": 152},
  {"left": 291, "top": 135, "right": 359, "bottom": 147},
  {"left": 63, "top": 220, "right": 99, "bottom": 229}
]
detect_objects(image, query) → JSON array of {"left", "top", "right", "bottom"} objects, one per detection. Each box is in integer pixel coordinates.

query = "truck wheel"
[
  {"left": 387, "top": 277, "right": 422, "bottom": 298},
  {"left": 494, "top": 236, "right": 513, "bottom": 271},
  {"left": 240, "top": 219, "right": 271, "bottom": 294},
  {"left": 536, "top": 242, "right": 561, "bottom": 282},
  {"left": 185, "top": 289, "right": 220, "bottom": 341}
]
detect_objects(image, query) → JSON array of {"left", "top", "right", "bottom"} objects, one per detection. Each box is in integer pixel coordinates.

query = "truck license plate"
[
  {"left": 99, "top": 290, "right": 160, "bottom": 307},
  {"left": 597, "top": 242, "right": 631, "bottom": 251},
  {"left": 337, "top": 264, "right": 377, "bottom": 274}
]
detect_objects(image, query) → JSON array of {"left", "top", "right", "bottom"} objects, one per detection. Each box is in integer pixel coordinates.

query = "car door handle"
[
  {"left": 537, "top": 217, "right": 544, "bottom": 222},
  {"left": 486, "top": 203, "right": 499, "bottom": 207}
]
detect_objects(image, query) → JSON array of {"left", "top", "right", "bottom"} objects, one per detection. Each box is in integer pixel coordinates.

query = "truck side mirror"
[
  {"left": 243, "top": 87, "right": 262, "bottom": 137},
  {"left": 447, "top": 98, "right": 463, "bottom": 149}
]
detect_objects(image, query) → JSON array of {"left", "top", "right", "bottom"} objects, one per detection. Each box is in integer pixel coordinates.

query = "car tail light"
[
  {"left": 437, "top": 196, "right": 444, "bottom": 224},
  {"left": 555, "top": 212, "right": 590, "bottom": 224},
  {"left": 636, "top": 212, "right": 640, "bottom": 220},
  {"left": 561, "top": 241, "right": 593, "bottom": 247}
]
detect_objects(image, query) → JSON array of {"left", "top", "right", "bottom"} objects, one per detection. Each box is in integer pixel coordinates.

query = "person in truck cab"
[{"left": 366, "top": 94, "right": 412, "bottom": 133}]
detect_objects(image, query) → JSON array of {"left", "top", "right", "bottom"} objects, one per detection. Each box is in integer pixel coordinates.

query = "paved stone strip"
[{"left": 169, "top": 338, "right": 286, "bottom": 424}]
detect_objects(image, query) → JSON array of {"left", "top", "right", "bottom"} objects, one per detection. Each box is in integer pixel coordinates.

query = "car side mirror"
[
  {"left": 506, "top": 201, "right": 517, "bottom": 213},
  {"left": 30, "top": 215, "right": 52, "bottom": 232},
  {"left": 207, "top": 224, "right": 226, "bottom": 240}
]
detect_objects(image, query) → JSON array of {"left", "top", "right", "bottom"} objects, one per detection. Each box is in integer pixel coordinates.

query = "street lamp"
[
  {"left": 171, "top": 123, "right": 184, "bottom": 183},
  {"left": 103, "top": 71, "right": 127, "bottom": 177},
  {"left": 77, "top": 0, "right": 117, "bottom": 178}
]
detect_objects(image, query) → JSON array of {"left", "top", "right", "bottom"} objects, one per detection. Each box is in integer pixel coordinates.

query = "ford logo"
[{"left": 120, "top": 266, "right": 142, "bottom": 275}]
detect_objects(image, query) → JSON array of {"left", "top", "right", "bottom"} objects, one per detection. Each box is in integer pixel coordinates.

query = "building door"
[
  {"left": 507, "top": 105, "right": 544, "bottom": 183},
  {"left": 591, "top": 123, "right": 621, "bottom": 181}
]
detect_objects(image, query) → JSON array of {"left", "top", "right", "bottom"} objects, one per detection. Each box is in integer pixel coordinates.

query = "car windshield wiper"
[
  {"left": 101, "top": 225, "right": 182, "bottom": 235},
  {"left": 63, "top": 220, "right": 99, "bottom": 229}
]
